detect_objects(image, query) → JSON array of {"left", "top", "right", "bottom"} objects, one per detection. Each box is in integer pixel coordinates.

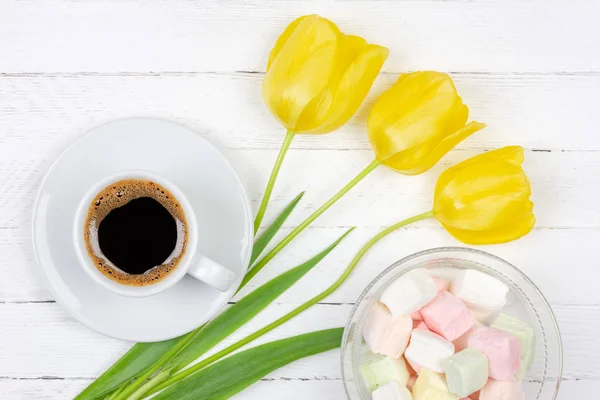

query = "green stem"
[
  {"left": 148, "top": 210, "right": 434, "bottom": 397},
  {"left": 254, "top": 130, "right": 295, "bottom": 234},
  {"left": 111, "top": 330, "right": 200, "bottom": 400},
  {"left": 104, "top": 383, "right": 126, "bottom": 400},
  {"left": 127, "top": 369, "right": 171, "bottom": 400},
  {"left": 241, "top": 158, "right": 381, "bottom": 289}
]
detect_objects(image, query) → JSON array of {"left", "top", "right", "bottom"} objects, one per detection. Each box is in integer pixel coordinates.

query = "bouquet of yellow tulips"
[{"left": 77, "top": 15, "right": 535, "bottom": 400}]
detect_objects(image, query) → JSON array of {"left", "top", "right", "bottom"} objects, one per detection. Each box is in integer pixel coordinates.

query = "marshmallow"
[
  {"left": 412, "top": 369, "right": 459, "bottom": 400},
  {"left": 433, "top": 276, "right": 449, "bottom": 292},
  {"left": 372, "top": 381, "right": 413, "bottom": 400},
  {"left": 468, "top": 306, "right": 496, "bottom": 324},
  {"left": 420, "top": 291, "right": 476, "bottom": 342},
  {"left": 380, "top": 269, "right": 438, "bottom": 317},
  {"left": 412, "top": 311, "right": 424, "bottom": 321},
  {"left": 430, "top": 267, "right": 462, "bottom": 283},
  {"left": 453, "top": 322, "right": 483, "bottom": 352},
  {"left": 468, "top": 327, "right": 520, "bottom": 381},
  {"left": 406, "top": 356, "right": 421, "bottom": 375},
  {"left": 407, "top": 376, "right": 417, "bottom": 390},
  {"left": 479, "top": 379, "right": 525, "bottom": 400},
  {"left": 414, "top": 320, "right": 431, "bottom": 332},
  {"left": 360, "top": 356, "right": 410, "bottom": 392},
  {"left": 443, "top": 348, "right": 489, "bottom": 397},
  {"left": 405, "top": 329, "right": 455, "bottom": 373},
  {"left": 364, "top": 302, "right": 413, "bottom": 357},
  {"left": 450, "top": 270, "right": 509, "bottom": 311},
  {"left": 491, "top": 313, "right": 535, "bottom": 379},
  {"left": 407, "top": 358, "right": 421, "bottom": 375}
]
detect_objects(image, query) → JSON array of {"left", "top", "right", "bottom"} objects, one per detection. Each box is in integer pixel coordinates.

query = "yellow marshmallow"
[{"left": 412, "top": 369, "right": 459, "bottom": 400}]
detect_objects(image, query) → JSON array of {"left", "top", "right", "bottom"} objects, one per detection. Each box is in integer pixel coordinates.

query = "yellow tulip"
[
  {"left": 263, "top": 14, "right": 389, "bottom": 134},
  {"left": 255, "top": 15, "right": 388, "bottom": 232},
  {"left": 368, "top": 71, "right": 486, "bottom": 175},
  {"left": 239, "top": 148, "right": 536, "bottom": 355},
  {"left": 433, "top": 146, "right": 536, "bottom": 244},
  {"left": 302, "top": 147, "right": 536, "bottom": 303},
  {"left": 252, "top": 70, "right": 487, "bottom": 277}
]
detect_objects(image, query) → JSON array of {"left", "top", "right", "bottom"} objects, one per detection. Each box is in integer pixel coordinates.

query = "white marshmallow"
[
  {"left": 404, "top": 329, "right": 455, "bottom": 373},
  {"left": 450, "top": 269, "right": 509, "bottom": 311},
  {"left": 372, "top": 381, "right": 413, "bottom": 400},
  {"left": 380, "top": 269, "right": 438, "bottom": 317}
]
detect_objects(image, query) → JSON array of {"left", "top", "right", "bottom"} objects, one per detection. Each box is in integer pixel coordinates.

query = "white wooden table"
[{"left": 1, "top": 1, "right": 598, "bottom": 398}]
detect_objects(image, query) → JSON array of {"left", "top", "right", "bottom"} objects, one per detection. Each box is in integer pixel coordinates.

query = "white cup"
[{"left": 73, "top": 170, "right": 235, "bottom": 297}]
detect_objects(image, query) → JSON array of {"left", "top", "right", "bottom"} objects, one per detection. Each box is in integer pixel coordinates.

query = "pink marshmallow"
[
  {"left": 479, "top": 379, "right": 525, "bottom": 400},
  {"left": 407, "top": 376, "right": 417, "bottom": 390},
  {"left": 414, "top": 320, "right": 431, "bottom": 332},
  {"left": 420, "top": 291, "right": 476, "bottom": 342},
  {"left": 433, "top": 276, "right": 449, "bottom": 292},
  {"left": 411, "top": 310, "right": 423, "bottom": 320},
  {"left": 453, "top": 321, "right": 483, "bottom": 352},
  {"left": 363, "top": 302, "right": 413, "bottom": 358},
  {"left": 468, "top": 327, "right": 521, "bottom": 381}
]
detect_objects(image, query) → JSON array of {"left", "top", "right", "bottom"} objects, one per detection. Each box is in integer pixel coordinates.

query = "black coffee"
[{"left": 84, "top": 179, "right": 188, "bottom": 286}]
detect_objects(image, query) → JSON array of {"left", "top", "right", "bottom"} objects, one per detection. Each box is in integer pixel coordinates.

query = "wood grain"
[
  {"left": 2, "top": 379, "right": 597, "bottom": 400},
  {"left": 3, "top": 225, "right": 600, "bottom": 306},
  {"left": 0, "top": 303, "right": 592, "bottom": 380},
  {"left": 0, "top": 146, "right": 598, "bottom": 231},
  {"left": 0, "top": 73, "right": 597, "bottom": 152},
  {"left": 0, "top": 0, "right": 598, "bottom": 73},
  {"left": 0, "top": 0, "right": 597, "bottom": 397}
]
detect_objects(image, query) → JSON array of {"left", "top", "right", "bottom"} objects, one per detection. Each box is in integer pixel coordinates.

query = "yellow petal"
[
  {"left": 306, "top": 43, "right": 389, "bottom": 134},
  {"left": 442, "top": 213, "right": 536, "bottom": 245},
  {"left": 263, "top": 15, "right": 386, "bottom": 134},
  {"left": 262, "top": 16, "right": 342, "bottom": 131},
  {"left": 435, "top": 160, "right": 531, "bottom": 209},
  {"left": 340, "top": 34, "right": 369, "bottom": 66},
  {"left": 267, "top": 15, "right": 311, "bottom": 71},
  {"left": 383, "top": 120, "right": 486, "bottom": 174},
  {"left": 435, "top": 146, "right": 524, "bottom": 197},
  {"left": 436, "top": 192, "right": 534, "bottom": 231},
  {"left": 368, "top": 71, "right": 467, "bottom": 163}
]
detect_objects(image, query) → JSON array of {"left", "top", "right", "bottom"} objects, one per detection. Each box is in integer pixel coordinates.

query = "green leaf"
[
  {"left": 76, "top": 227, "right": 352, "bottom": 400},
  {"left": 251, "top": 191, "right": 304, "bottom": 265},
  {"left": 75, "top": 192, "right": 304, "bottom": 400},
  {"left": 153, "top": 328, "right": 343, "bottom": 400},
  {"left": 74, "top": 337, "right": 184, "bottom": 400},
  {"left": 166, "top": 227, "right": 353, "bottom": 372}
]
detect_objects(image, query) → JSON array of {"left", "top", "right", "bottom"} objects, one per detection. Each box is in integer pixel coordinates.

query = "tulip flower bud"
[
  {"left": 368, "top": 71, "right": 485, "bottom": 175},
  {"left": 433, "top": 146, "right": 535, "bottom": 244},
  {"left": 263, "top": 15, "right": 389, "bottom": 134}
]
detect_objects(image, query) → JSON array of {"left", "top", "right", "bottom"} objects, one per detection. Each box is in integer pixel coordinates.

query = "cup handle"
[{"left": 187, "top": 255, "right": 235, "bottom": 292}]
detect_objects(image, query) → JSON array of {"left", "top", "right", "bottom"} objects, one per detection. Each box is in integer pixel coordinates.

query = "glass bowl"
[{"left": 341, "top": 247, "right": 562, "bottom": 399}]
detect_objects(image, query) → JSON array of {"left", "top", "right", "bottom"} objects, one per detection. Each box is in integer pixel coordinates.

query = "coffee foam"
[{"left": 84, "top": 179, "right": 188, "bottom": 286}]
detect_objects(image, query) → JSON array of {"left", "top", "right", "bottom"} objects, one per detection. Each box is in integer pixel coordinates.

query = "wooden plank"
[
  {"left": 0, "top": 1, "right": 598, "bottom": 73},
  {"left": 0, "top": 303, "right": 347, "bottom": 380},
  {"left": 3, "top": 224, "right": 600, "bottom": 306},
  {"left": 0, "top": 378, "right": 596, "bottom": 400},
  {"left": 0, "top": 145, "right": 598, "bottom": 229},
  {"left": 0, "top": 73, "right": 598, "bottom": 152},
  {"left": 0, "top": 303, "right": 594, "bottom": 380}
]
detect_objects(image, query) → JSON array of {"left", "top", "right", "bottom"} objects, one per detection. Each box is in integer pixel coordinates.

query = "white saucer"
[{"left": 32, "top": 118, "right": 253, "bottom": 342}]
